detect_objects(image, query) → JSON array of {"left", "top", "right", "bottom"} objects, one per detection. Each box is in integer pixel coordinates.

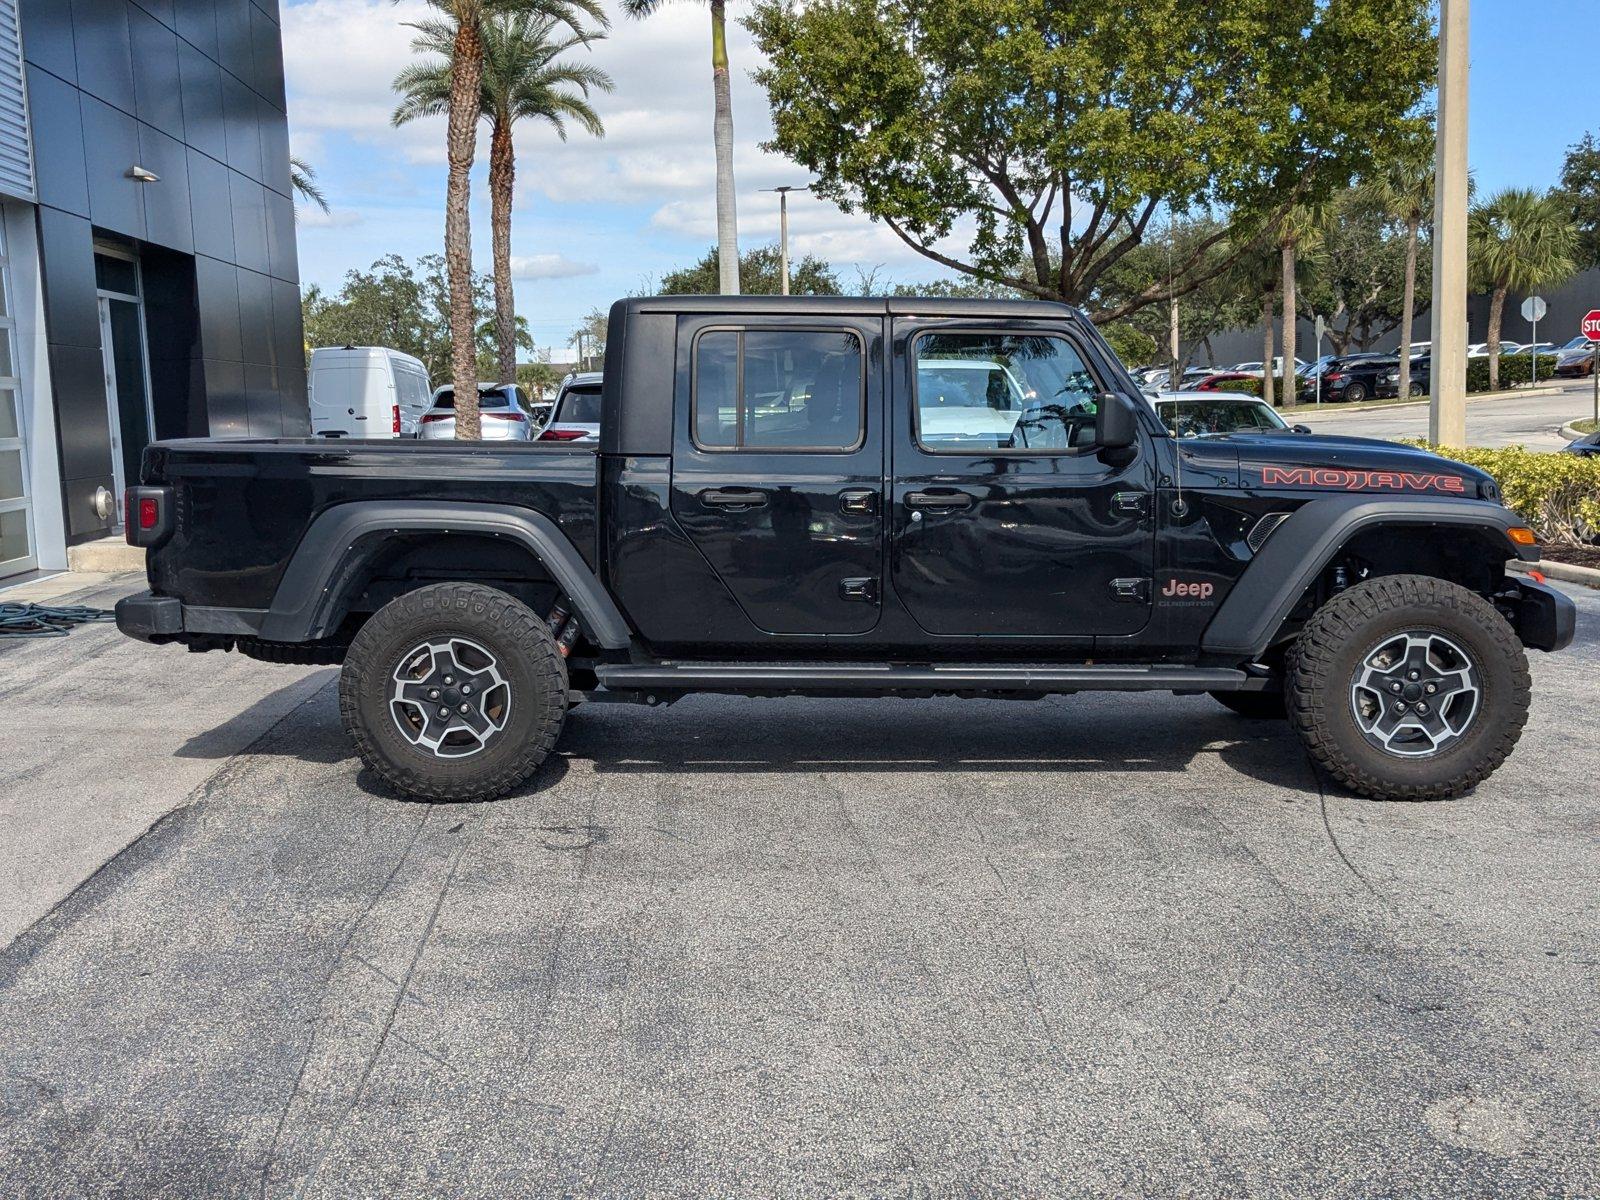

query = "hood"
[{"left": 1198, "top": 431, "right": 1499, "bottom": 500}]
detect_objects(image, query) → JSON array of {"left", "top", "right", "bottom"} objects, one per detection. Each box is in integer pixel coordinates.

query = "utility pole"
[
  {"left": 763, "top": 185, "right": 810, "bottom": 296},
  {"left": 1429, "top": 0, "right": 1470, "bottom": 447}
]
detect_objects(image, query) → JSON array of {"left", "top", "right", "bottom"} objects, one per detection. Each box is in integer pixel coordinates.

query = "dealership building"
[{"left": 0, "top": 0, "right": 308, "bottom": 584}]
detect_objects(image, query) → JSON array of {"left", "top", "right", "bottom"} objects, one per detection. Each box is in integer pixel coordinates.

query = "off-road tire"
[
  {"left": 1210, "top": 689, "right": 1286, "bottom": 719},
  {"left": 1343, "top": 381, "right": 1369, "bottom": 404},
  {"left": 339, "top": 583, "right": 566, "bottom": 801},
  {"left": 1286, "top": 574, "right": 1530, "bottom": 801}
]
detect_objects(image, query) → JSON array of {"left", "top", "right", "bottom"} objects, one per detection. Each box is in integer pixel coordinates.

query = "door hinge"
[
  {"left": 839, "top": 577, "right": 879, "bottom": 603},
  {"left": 1110, "top": 577, "right": 1149, "bottom": 603}
]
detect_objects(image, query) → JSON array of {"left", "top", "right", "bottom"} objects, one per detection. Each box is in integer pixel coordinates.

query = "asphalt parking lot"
[{"left": 2, "top": 577, "right": 1597, "bottom": 1197}]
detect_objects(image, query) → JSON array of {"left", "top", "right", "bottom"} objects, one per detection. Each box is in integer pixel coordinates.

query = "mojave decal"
[{"left": 1259, "top": 466, "right": 1467, "bottom": 494}]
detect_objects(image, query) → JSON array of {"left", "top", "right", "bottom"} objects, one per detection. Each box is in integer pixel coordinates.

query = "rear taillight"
[
  {"left": 392, "top": 404, "right": 401, "bottom": 434},
  {"left": 125, "top": 486, "right": 174, "bottom": 548},
  {"left": 420, "top": 412, "right": 451, "bottom": 423},
  {"left": 1325, "top": 373, "right": 1345, "bottom": 383},
  {"left": 539, "top": 428, "right": 586, "bottom": 441},
  {"left": 483, "top": 410, "right": 525, "bottom": 421}
]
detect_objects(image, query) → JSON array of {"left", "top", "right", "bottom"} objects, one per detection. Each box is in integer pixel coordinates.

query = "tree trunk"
[
  {"left": 1398, "top": 215, "right": 1419, "bottom": 398},
  {"left": 1168, "top": 295, "right": 1180, "bottom": 388},
  {"left": 1486, "top": 285, "right": 1506, "bottom": 393},
  {"left": 446, "top": 15, "right": 483, "bottom": 439},
  {"left": 710, "top": 1, "right": 740, "bottom": 296},
  {"left": 1280, "top": 238, "right": 1297, "bottom": 407},
  {"left": 489, "top": 118, "right": 517, "bottom": 387},
  {"left": 1261, "top": 289, "right": 1275, "bottom": 408}
]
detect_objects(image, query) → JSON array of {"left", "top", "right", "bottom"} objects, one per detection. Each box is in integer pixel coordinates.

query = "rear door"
[
  {"left": 888, "top": 319, "right": 1156, "bottom": 638},
  {"left": 669, "top": 316, "right": 884, "bottom": 637}
]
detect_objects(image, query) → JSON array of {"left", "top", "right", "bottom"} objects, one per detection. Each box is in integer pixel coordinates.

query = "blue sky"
[{"left": 282, "top": 0, "right": 1598, "bottom": 361}]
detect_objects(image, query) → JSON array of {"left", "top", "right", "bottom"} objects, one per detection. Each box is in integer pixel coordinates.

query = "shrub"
[
  {"left": 1101, "top": 323, "right": 1158, "bottom": 367},
  {"left": 1465, "top": 354, "right": 1559, "bottom": 393},
  {"left": 1211, "top": 377, "right": 1262, "bottom": 397},
  {"left": 1406, "top": 442, "right": 1600, "bottom": 544}
]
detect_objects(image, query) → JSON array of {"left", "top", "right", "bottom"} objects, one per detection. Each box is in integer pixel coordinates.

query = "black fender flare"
[
  {"left": 258, "top": 501, "right": 633, "bottom": 648},
  {"left": 1200, "top": 495, "right": 1536, "bottom": 660}
]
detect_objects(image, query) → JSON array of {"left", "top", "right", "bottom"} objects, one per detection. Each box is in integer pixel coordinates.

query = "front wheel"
[
  {"left": 1408, "top": 381, "right": 1426, "bottom": 397},
  {"left": 339, "top": 583, "right": 567, "bottom": 801},
  {"left": 1286, "top": 575, "right": 1530, "bottom": 801}
]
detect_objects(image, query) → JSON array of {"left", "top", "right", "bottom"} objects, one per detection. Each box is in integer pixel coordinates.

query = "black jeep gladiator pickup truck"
[{"left": 117, "top": 296, "right": 1575, "bottom": 802}]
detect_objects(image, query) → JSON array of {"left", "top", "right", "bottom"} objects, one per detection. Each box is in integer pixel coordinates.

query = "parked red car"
[{"left": 1191, "top": 372, "right": 1261, "bottom": 393}]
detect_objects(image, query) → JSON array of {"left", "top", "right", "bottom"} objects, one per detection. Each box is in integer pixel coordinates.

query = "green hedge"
[
  {"left": 1465, "top": 354, "right": 1559, "bottom": 393},
  {"left": 1406, "top": 442, "right": 1600, "bottom": 544},
  {"left": 1211, "top": 377, "right": 1262, "bottom": 397}
]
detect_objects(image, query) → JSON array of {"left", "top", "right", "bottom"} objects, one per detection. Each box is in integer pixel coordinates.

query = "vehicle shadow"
[{"left": 558, "top": 694, "right": 1322, "bottom": 795}]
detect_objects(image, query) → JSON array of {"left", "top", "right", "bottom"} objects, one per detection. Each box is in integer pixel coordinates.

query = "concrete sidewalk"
[{"left": 0, "top": 572, "right": 332, "bottom": 945}]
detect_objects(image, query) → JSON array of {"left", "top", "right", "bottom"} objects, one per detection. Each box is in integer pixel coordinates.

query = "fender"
[
  {"left": 257, "top": 500, "right": 634, "bottom": 648},
  {"left": 1200, "top": 495, "right": 1538, "bottom": 660}
]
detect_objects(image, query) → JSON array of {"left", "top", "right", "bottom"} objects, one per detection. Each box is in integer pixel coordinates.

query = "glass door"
[
  {"left": 0, "top": 221, "right": 34, "bottom": 579},
  {"left": 94, "top": 247, "right": 155, "bottom": 528}
]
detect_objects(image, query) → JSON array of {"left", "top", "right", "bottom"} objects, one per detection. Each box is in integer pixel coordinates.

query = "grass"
[
  {"left": 1279, "top": 382, "right": 1566, "bottom": 417},
  {"left": 1571, "top": 418, "right": 1597, "bottom": 435}
]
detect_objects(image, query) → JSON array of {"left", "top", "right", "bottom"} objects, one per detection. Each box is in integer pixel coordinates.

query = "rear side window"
[{"left": 693, "top": 328, "right": 864, "bottom": 451}]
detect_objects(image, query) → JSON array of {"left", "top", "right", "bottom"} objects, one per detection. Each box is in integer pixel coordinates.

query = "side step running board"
[{"left": 593, "top": 662, "right": 1254, "bottom": 695}]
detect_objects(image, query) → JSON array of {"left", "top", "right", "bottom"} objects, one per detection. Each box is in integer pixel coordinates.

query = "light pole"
[
  {"left": 1429, "top": 0, "right": 1470, "bottom": 447},
  {"left": 763, "top": 185, "right": 810, "bottom": 295}
]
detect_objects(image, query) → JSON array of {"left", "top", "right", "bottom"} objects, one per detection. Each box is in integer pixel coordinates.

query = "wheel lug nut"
[
  {"left": 1408, "top": 670, "right": 1420, "bottom": 680},
  {"left": 428, "top": 689, "right": 440, "bottom": 700},
  {"left": 458, "top": 703, "right": 470, "bottom": 714},
  {"left": 1394, "top": 702, "right": 1407, "bottom": 712},
  {"left": 461, "top": 685, "right": 472, "bottom": 695},
  {"left": 1425, "top": 683, "right": 1436, "bottom": 694},
  {"left": 1390, "top": 682, "right": 1402, "bottom": 693},
  {"left": 1416, "top": 702, "right": 1429, "bottom": 714},
  {"left": 444, "top": 675, "right": 454, "bottom": 685},
  {"left": 438, "top": 707, "right": 450, "bottom": 718}
]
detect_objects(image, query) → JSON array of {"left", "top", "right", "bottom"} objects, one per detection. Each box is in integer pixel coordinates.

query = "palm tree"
[
  {"left": 622, "top": 0, "right": 741, "bottom": 295},
  {"left": 1275, "top": 204, "right": 1321, "bottom": 404},
  {"left": 289, "top": 156, "right": 329, "bottom": 216},
  {"left": 392, "top": 0, "right": 607, "bottom": 439},
  {"left": 395, "top": 14, "right": 612, "bottom": 388},
  {"left": 1468, "top": 188, "right": 1578, "bottom": 392},
  {"left": 1370, "top": 155, "right": 1433, "bottom": 399}
]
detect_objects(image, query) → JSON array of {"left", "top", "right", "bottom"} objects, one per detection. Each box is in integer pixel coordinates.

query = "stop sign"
[{"left": 1584, "top": 310, "right": 1600, "bottom": 341}]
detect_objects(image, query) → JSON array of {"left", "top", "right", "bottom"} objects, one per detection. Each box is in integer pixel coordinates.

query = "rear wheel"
[
  {"left": 339, "top": 583, "right": 566, "bottom": 801},
  {"left": 1343, "top": 381, "right": 1369, "bottom": 403},
  {"left": 1408, "top": 380, "right": 1426, "bottom": 397},
  {"left": 1286, "top": 575, "right": 1530, "bottom": 801}
]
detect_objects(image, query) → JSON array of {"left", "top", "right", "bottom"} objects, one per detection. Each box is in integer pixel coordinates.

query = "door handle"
[
  {"left": 838, "top": 489, "right": 878, "bottom": 516},
  {"left": 700, "top": 487, "right": 769, "bottom": 510},
  {"left": 905, "top": 490, "right": 974, "bottom": 512}
]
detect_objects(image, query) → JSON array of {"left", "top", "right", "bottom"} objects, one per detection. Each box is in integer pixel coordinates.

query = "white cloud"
[
  {"left": 510, "top": 254, "right": 600, "bottom": 280},
  {"left": 296, "top": 206, "right": 364, "bottom": 229}
]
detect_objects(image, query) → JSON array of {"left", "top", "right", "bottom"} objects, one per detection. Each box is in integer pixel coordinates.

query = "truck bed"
[{"left": 142, "top": 438, "right": 599, "bottom": 612}]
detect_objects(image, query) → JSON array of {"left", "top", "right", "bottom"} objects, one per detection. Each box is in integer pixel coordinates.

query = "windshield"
[
  {"left": 1160, "top": 399, "right": 1288, "bottom": 438},
  {"left": 557, "top": 386, "right": 603, "bottom": 424}
]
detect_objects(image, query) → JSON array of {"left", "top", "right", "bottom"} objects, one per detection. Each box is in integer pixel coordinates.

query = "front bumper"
[{"left": 1508, "top": 577, "right": 1577, "bottom": 653}]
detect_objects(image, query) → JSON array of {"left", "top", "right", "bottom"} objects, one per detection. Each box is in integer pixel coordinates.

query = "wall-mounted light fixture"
[{"left": 126, "top": 166, "right": 160, "bottom": 183}]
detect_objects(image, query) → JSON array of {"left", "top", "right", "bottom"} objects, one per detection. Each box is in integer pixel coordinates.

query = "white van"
[{"left": 308, "top": 347, "right": 433, "bottom": 438}]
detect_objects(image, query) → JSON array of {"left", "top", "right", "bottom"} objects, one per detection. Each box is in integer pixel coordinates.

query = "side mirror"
[
  {"left": 1095, "top": 391, "right": 1139, "bottom": 450},
  {"left": 1292, "top": 424, "right": 1311, "bottom": 434}
]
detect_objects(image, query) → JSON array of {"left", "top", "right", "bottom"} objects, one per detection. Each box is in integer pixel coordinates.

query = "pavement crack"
[{"left": 1315, "top": 772, "right": 1389, "bottom": 904}]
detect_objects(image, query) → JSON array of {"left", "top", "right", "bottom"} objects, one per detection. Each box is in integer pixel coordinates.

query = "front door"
[
  {"left": 95, "top": 250, "right": 154, "bottom": 526},
  {"left": 669, "top": 317, "right": 884, "bottom": 638},
  {"left": 889, "top": 321, "right": 1156, "bottom": 638}
]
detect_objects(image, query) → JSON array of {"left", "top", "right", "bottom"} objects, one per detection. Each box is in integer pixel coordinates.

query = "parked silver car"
[
  {"left": 417, "top": 384, "right": 535, "bottom": 440},
  {"left": 539, "top": 372, "right": 602, "bottom": 443}
]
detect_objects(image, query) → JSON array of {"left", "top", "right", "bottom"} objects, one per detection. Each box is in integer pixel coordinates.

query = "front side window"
[
  {"left": 913, "top": 332, "right": 1101, "bottom": 452},
  {"left": 694, "top": 328, "right": 864, "bottom": 451}
]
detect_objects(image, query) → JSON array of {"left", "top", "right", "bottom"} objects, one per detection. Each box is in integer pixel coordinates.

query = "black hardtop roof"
[{"left": 616, "top": 294, "right": 1089, "bottom": 322}]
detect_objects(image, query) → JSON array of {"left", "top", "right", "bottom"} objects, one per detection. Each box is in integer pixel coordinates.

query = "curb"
[
  {"left": 1558, "top": 422, "right": 1591, "bottom": 442},
  {"left": 1289, "top": 385, "right": 1564, "bottom": 421},
  {"left": 1508, "top": 558, "right": 1600, "bottom": 590}
]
